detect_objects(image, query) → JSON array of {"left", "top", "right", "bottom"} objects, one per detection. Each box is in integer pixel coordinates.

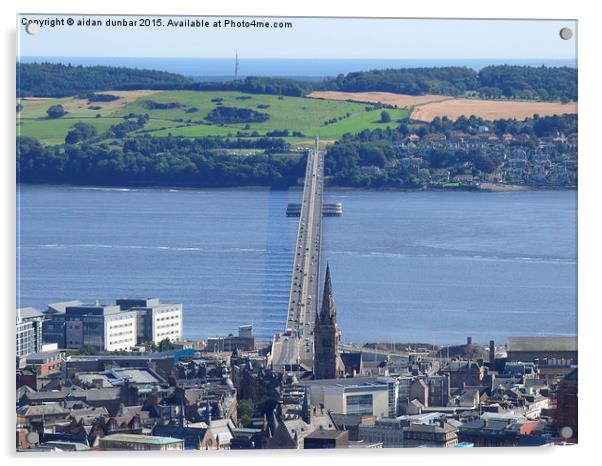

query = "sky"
[{"left": 17, "top": 15, "right": 577, "bottom": 60}]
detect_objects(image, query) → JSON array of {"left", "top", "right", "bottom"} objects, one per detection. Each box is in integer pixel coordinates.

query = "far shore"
[{"left": 17, "top": 182, "right": 576, "bottom": 193}]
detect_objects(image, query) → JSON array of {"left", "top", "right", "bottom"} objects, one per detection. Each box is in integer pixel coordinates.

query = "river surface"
[{"left": 16, "top": 185, "right": 577, "bottom": 344}]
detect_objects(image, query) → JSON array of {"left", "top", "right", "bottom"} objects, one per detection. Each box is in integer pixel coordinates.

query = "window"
[{"left": 346, "top": 394, "right": 373, "bottom": 415}]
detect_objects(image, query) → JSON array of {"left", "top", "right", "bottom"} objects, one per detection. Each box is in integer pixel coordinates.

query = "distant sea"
[{"left": 17, "top": 56, "right": 577, "bottom": 80}]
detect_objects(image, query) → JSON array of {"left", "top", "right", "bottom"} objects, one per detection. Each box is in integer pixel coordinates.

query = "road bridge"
[{"left": 271, "top": 138, "right": 324, "bottom": 372}]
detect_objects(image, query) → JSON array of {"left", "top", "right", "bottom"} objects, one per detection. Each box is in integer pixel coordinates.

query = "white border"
[{"left": 2, "top": 1, "right": 600, "bottom": 465}]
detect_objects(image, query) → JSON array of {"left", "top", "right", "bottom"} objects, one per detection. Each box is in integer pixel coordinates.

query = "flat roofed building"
[
  {"left": 116, "top": 298, "right": 183, "bottom": 345},
  {"left": 207, "top": 325, "right": 255, "bottom": 352},
  {"left": 303, "top": 377, "right": 397, "bottom": 418},
  {"left": 507, "top": 336, "right": 577, "bottom": 364},
  {"left": 98, "top": 433, "right": 184, "bottom": 451},
  {"left": 403, "top": 421, "right": 459, "bottom": 448},
  {"left": 24, "top": 350, "right": 64, "bottom": 375},
  {"left": 303, "top": 429, "right": 349, "bottom": 449},
  {"left": 16, "top": 308, "right": 44, "bottom": 356},
  {"left": 65, "top": 304, "right": 137, "bottom": 352}
]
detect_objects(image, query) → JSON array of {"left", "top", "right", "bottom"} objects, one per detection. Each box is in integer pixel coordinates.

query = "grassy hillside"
[{"left": 17, "top": 90, "right": 410, "bottom": 145}]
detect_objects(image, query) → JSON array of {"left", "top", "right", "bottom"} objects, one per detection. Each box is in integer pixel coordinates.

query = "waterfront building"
[
  {"left": 506, "top": 336, "right": 578, "bottom": 365},
  {"left": 16, "top": 307, "right": 44, "bottom": 356},
  {"left": 64, "top": 304, "right": 137, "bottom": 352},
  {"left": 42, "top": 298, "right": 183, "bottom": 352},
  {"left": 116, "top": 298, "right": 183, "bottom": 344},
  {"left": 42, "top": 301, "right": 83, "bottom": 348},
  {"left": 313, "top": 264, "right": 344, "bottom": 380}
]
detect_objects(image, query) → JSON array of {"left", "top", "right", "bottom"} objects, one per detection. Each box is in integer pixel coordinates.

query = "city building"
[
  {"left": 42, "top": 298, "right": 183, "bottom": 351},
  {"left": 553, "top": 368, "right": 578, "bottom": 443},
  {"left": 207, "top": 325, "right": 255, "bottom": 352},
  {"left": 16, "top": 307, "right": 44, "bottom": 356},
  {"left": 403, "top": 421, "right": 459, "bottom": 448},
  {"left": 313, "top": 264, "right": 344, "bottom": 380},
  {"left": 23, "top": 351, "right": 64, "bottom": 376},
  {"left": 64, "top": 304, "right": 137, "bottom": 352},
  {"left": 303, "top": 377, "right": 398, "bottom": 418},
  {"left": 507, "top": 336, "right": 578, "bottom": 365},
  {"left": 116, "top": 298, "right": 183, "bottom": 344},
  {"left": 303, "top": 429, "right": 349, "bottom": 449},
  {"left": 98, "top": 433, "right": 184, "bottom": 451},
  {"left": 42, "top": 301, "right": 83, "bottom": 348}
]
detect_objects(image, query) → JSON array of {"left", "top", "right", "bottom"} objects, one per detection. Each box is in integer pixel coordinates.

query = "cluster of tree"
[
  {"left": 65, "top": 122, "right": 98, "bottom": 144},
  {"left": 104, "top": 114, "right": 150, "bottom": 138},
  {"left": 140, "top": 100, "right": 183, "bottom": 110},
  {"left": 142, "top": 338, "right": 174, "bottom": 352},
  {"left": 323, "top": 65, "right": 577, "bottom": 101},
  {"left": 206, "top": 106, "right": 270, "bottom": 124},
  {"left": 17, "top": 135, "right": 304, "bottom": 188},
  {"left": 17, "top": 62, "right": 193, "bottom": 97},
  {"left": 46, "top": 104, "right": 66, "bottom": 118},
  {"left": 324, "top": 67, "right": 480, "bottom": 96},
  {"left": 478, "top": 65, "right": 577, "bottom": 102},
  {"left": 78, "top": 92, "right": 121, "bottom": 102}
]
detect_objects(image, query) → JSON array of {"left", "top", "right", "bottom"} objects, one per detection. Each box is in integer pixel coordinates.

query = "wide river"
[{"left": 17, "top": 185, "right": 577, "bottom": 345}]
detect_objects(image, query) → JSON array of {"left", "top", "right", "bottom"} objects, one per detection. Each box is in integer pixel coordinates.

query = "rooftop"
[
  {"left": 507, "top": 336, "right": 577, "bottom": 352},
  {"left": 100, "top": 433, "right": 183, "bottom": 445}
]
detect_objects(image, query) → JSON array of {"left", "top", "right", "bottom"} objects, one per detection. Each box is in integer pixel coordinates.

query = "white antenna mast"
[{"left": 234, "top": 51, "right": 239, "bottom": 81}]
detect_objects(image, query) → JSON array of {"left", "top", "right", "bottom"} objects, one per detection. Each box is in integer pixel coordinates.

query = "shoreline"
[{"left": 17, "top": 182, "right": 577, "bottom": 193}]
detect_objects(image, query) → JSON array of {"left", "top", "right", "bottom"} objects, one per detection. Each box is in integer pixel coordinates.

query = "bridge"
[{"left": 271, "top": 138, "right": 325, "bottom": 372}]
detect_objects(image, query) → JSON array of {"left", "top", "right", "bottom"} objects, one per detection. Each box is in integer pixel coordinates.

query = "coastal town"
[
  {"left": 14, "top": 19, "right": 579, "bottom": 454},
  {"left": 16, "top": 286, "right": 578, "bottom": 450}
]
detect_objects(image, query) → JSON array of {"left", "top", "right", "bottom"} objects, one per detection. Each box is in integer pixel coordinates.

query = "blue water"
[
  {"left": 16, "top": 186, "right": 577, "bottom": 345},
  {"left": 17, "top": 57, "right": 577, "bottom": 79}
]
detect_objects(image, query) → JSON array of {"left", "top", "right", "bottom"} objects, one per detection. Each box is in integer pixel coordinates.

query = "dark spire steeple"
[{"left": 319, "top": 263, "right": 336, "bottom": 324}]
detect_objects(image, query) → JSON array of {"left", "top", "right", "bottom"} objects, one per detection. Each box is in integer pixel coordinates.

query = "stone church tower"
[{"left": 313, "top": 263, "right": 344, "bottom": 380}]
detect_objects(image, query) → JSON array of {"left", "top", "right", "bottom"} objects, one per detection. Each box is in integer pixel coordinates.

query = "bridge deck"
[{"left": 271, "top": 138, "right": 323, "bottom": 371}]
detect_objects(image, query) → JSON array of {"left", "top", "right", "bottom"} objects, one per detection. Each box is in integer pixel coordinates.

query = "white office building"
[
  {"left": 64, "top": 304, "right": 137, "bottom": 352},
  {"left": 116, "top": 298, "right": 183, "bottom": 344}
]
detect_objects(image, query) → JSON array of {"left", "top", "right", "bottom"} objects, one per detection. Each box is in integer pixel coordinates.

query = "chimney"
[{"left": 489, "top": 340, "right": 495, "bottom": 365}]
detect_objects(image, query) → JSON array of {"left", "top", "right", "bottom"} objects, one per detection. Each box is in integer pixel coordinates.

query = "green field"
[{"left": 17, "top": 90, "right": 410, "bottom": 145}]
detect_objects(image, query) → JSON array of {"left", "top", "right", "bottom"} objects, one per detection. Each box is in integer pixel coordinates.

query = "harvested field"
[
  {"left": 308, "top": 90, "right": 578, "bottom": 122},
  {"left": 411, "top": 98, "right": 578, "bottom": 122},
  {"left": 307, "top": 91, "right": 453, "bottom": 109}
]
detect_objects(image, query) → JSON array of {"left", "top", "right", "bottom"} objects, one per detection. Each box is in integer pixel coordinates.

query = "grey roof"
[
  {"left": 17, "top": 404, "right": 70, "bottom": 417},
  {"left": 404, "top": 422, "right": 457, "bottom": 434},
  {"left": 17, "top": 307, "right": 44, "bottom": 320},
  {"left": 305, "top": 429, "right": 347, "bottom": 440},
  {"left": 507, "top": 336, "right": 577, "bottom": 352},
  {"left": 46, "top": 301, "right": 83, "bottom": 314},
  {"left": 460, "top": 419, "right": 509, "bottom": 432},
  {"left": 330, "top": 413, "right": 364, "bottom": 428}
]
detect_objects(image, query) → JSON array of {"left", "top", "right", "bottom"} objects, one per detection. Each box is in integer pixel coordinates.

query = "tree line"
[
  {"left": 17, "top": 136, "right": 304, "bottom": 188},
  {"left": 18, "top": 62, "right": 577, "bottom": 102}
]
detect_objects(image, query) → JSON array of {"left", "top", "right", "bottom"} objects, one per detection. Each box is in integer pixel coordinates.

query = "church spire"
[{"left": 320, "top": 263, "right": 336, "bottom": 324}]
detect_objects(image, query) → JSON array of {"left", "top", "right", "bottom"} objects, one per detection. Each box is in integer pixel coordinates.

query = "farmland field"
[
  {"left": 308, "top": 90, "right": 577, "bottom": 122},
  {"left": 17, "top": 90, "right": 410, "bottom": 145},
  {"left": 411, "top": 98, "right": 577, "bottom": 122},
  {"left": 308, "top": 91, "right": 454, "bottom": 108}
]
